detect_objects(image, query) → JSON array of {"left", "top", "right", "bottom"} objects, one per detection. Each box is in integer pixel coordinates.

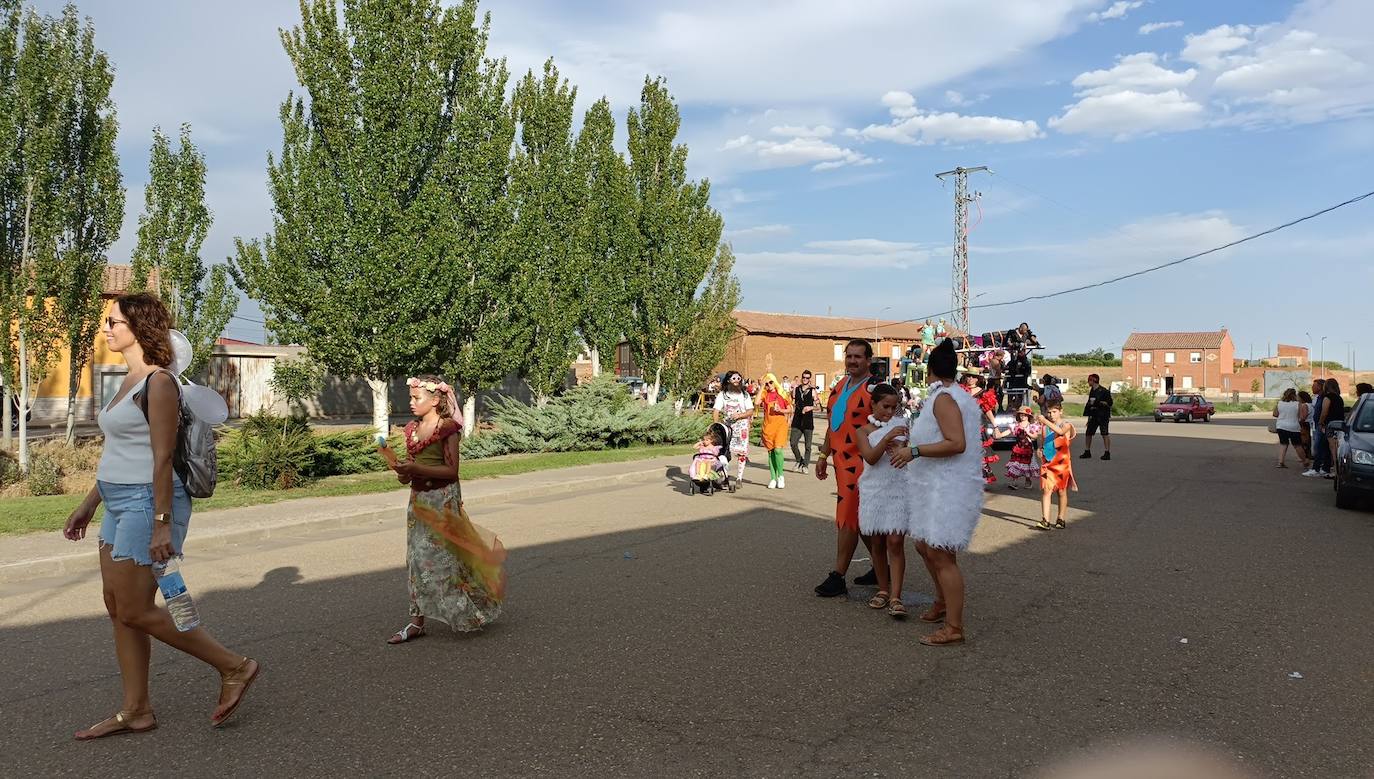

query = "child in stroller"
[{"left": 689, "top": 422, "right": 736, "bottom": 495}]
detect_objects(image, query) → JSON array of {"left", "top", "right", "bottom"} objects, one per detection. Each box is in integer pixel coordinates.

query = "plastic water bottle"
[{"left": 153, "top": 558, "right": 201, "bottom": 632}]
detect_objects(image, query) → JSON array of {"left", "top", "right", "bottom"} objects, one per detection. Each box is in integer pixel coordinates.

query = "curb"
[{"left": 0, "top": 463, "right": 671, "bottom": 585}]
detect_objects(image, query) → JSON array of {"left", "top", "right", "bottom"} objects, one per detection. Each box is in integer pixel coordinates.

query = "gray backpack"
[{"left": 137, "top": 368, "right": 220, "bottom": 498}]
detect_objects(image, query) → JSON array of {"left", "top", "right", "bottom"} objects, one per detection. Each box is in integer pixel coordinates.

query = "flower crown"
[{"left": 407, "top": 377, "right": 452, "bottom": 394}]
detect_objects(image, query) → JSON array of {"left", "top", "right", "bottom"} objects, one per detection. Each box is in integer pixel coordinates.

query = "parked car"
[
  {"left": 1153, "top": 394, "right": 1214, "bottom": 423},
  {"left": 615, "top": 375, "right": 667, "bottom": 402},
  {"left": 1333, "top": 394, "right": 1374, "bottom": 510}
]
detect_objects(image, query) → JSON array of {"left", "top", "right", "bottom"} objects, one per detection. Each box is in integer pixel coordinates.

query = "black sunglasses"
[{"left": 105, "top": 316, "right": 129, "bottom": 329}]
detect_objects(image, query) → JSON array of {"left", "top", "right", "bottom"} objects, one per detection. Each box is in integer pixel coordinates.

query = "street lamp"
[
  {"left": 1321, "top": 336, "right": 1327, "bottom": 379},
  {"left": 874, "top": 306, "right": 891, "bottom": 342}
]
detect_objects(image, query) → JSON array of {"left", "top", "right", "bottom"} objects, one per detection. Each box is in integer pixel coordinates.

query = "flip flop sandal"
[
  {"left": 919, "top": 604, "right": 946, "bottom": 623},
  {"left": 212, "top": 657, "right": 261, "bottom": 728},
  {"left": 887, "top": 597, "right": 908, "bottom": 619},
  {"left": 867, "top": 591, "right": 890, "bottom": 609},
  {"left": 74, "top": 710, "right": 158, "bottom": 741},
  {"left": 388, "top": 622, "right": 426, "bottom": 645}
]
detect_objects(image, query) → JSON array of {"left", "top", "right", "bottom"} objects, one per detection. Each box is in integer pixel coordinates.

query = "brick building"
[
  {"left": 712, "top": 310, "right": 928, "bottom": 390},
  {"left": 1122, "top": 330, "right": 1236, "bottom": 396}
]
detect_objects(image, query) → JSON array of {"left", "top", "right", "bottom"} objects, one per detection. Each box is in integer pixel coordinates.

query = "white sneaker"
[
  {"left": 767, "top": 479, "right": 777, "bottom": 489},
  {"left": 778, "top": 476, "right": 786, "bottom": 489},
  {"left": 1301, "top": 469, "right": 1318, "bottom": 477}
]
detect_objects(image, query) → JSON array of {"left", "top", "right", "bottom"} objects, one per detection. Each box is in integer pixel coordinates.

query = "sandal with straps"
[
  {"left": 887, "top": 596, "right": 907, "bottom": 619},
  {"left": 74, "top": 709, "right": 158, "bottom": 741},
  {"left": 867, "top": 591, "right": 890, "bottom": 610},
  {"left": 212, "top": 657, "right": 260, "bottom": 728},
  {"left": 388, "top": 622, "right": 426, "bottom": 645},
  {"left": 919, "top": 624, "right": 966, "bottom": 646},
  {"left": 919, "top": 602, "right": 946, "bottom": 623}
]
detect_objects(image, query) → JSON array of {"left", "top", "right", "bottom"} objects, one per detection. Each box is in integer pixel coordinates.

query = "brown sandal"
[
  {"left": 887, "top": 596, "right": 908, "bottom": 619},
  {"left": 919, "top": 624, "right": 966, "bottom": 646},
  {"left": 74, "top": 709, "right": 158, "bottom": 741},
  {"left": 919, "top": 602, "right": 946, "bottom": 623},
  {"left": 867, "top": 591, "right": 890, "bottom": 609},
  {"left": 212, "top": 657, "right": 260, "bottom": 728}
]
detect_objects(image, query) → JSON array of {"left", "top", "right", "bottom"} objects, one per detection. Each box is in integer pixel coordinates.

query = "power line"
[{"left": 807, "top": 188, "right": 1374, "bottom": 337}]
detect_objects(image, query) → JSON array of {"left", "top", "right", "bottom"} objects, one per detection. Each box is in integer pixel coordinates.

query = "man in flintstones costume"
[{"left": 813, "top": 338, "right": 880, "bottom": 597}]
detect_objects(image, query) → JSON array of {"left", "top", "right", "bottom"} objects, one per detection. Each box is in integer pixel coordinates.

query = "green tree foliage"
[
  {"left": 664, "top": 242, "right": 740, "bottom": 397},
  {"left": 231, "top": 0, "right": 517, "bottom": 436},
  {"left": 130, "top": 124, "right": 235, "bottom": 376},
  {"left": 508, "top": 59, "right": 586, "bottom": 399},
  {"left": 573, "top": 97, "right": 636, "bottom": 374},
  {"left": 624, "top": 77, "right": 723, "bottom": 403},
  {"left": 1039, "top": 347, "right": 1121, "bottom": 367},
  {"left": 268, "top": 354, "right": 325, "bottom": 420}
]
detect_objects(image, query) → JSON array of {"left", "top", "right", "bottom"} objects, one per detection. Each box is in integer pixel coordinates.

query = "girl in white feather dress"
[
  {"left": 856, "top": 383, "right": 913, "bottom": 618},
  {"left": 890, "top": 339, "right": 985, "bottom": 646}
]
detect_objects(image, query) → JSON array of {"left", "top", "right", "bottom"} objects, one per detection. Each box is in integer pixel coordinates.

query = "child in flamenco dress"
[
  {"left": 961, "top": 374, "right": 1000, "bottom": 485},
  {"left": 996, "top": 406, "right": 1041, "bottom": 490},
  {"left": 378, "top": 375, "right": 505, "bottom": 644}
]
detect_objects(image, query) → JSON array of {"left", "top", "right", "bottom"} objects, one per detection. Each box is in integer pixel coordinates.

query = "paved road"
[{"left": 3, "top": 416, "right": 1372, "bottom": 777}]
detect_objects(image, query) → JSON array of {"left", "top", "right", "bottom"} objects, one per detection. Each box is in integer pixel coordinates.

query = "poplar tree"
[
  {"left": 130, "top": 124, "right": 236, "bottom": 377},
  {"left": 232, "top": 0, "right": 517, "bottom": 436},
  {"left": 664, "top": 242, "right": 740, "bottom": 397},
  {"left": 508, "top": 59, "right": 586, "bottom": 400},
  {"left": 624, "top": 77, "right": 723, "bottom": 403},
  {"left": 573, "top": 97, "right": 636, "bottom": 376}
]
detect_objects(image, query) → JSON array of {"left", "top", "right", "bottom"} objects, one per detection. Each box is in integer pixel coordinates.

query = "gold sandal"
[
  {"left": 74, "top": 709, "right": 158, "bottom": 741},
  {"left": 212, "top": 657, "right": 260, "bottom": 728},
  {"left": 887, "top": 596, "right": 908, "bottom": 619},
  {"left": 867, "top": 591, "right": 890, "bottom": 609},
  {"left": 920, "top": 624, "right": 966, "bottom": 646}
]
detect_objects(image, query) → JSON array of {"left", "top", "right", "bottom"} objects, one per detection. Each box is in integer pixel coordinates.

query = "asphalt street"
[{"left": 2, "top": 416, "right": 1372, "bottom": 777}]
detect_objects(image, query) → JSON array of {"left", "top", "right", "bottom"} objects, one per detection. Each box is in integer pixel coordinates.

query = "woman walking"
[
  {"left": 1272, "top": 388, "right": 1307, "bottom": 469},
  {"left": 63, "top": 293, "right": 259, "bottom": 738},
  {"left": 713, "top": 371, "right": 755, "bottom": 485},
  {"left": 384, "top": 376, "right": 505, "bottom": 643},
  {"left": 757, "top": 374, "right": 792, "bottom": 489},
  {"left": 890, "top": 339, "right": 985, "bottom": 646}
]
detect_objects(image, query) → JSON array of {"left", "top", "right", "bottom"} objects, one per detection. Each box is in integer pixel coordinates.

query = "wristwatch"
[
  {"left": 153, "top": 512, "right": 172, "bottom": 525},
  {"left": 909, "top": 445, "right": 921, "bottom": 459}
]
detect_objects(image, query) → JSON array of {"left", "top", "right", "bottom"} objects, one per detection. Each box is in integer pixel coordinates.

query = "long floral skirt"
[{"left": 406, "top": 483, "right": 505, "bottom": 631}]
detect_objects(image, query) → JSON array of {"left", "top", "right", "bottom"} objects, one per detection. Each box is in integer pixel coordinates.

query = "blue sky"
[{"left": 33, "top": 0, "right": 1374, "bottom": 364}]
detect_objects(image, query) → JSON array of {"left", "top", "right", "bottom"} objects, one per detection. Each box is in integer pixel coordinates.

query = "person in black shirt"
[
  {"left": 1081, "top": 373, "right": 1113, "bottom": 460},
  {"left": 789, "top": 370, "right": 818, "bottom": 473},
  {"left": 1319, "top": 379, "right": 1346, "bottom": 478}
]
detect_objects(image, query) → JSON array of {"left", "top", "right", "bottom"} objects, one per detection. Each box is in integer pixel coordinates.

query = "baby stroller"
[{"left": 688, "top": 421, "right": 737, "bottom": 495}]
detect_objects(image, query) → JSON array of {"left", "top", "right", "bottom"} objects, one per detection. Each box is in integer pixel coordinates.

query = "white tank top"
[{"left": 96, "top": 375, "right": 155, "bottom": 484}]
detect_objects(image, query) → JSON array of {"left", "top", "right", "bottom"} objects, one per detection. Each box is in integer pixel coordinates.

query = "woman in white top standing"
[
  {"left": 63, "top": 293, "right": 259, "bottom": 739},
  {"left": 889, "top": 339, "right": 985, "bottom": 646},
  {"left": 1271, "top": 388, "right": 1307, "bottom": 470}
]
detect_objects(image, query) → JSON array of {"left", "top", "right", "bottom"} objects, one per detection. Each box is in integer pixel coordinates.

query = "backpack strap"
[{"left": 135, "top": 368, "right": 183, "bottom": 423}]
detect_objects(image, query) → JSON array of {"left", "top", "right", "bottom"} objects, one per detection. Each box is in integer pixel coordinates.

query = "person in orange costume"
[
  {"left": 757, "top": 373, "right": 793, "bottom": 489},
  {"left": 813, "top": 339, "right": 879, "bottom": 597}
]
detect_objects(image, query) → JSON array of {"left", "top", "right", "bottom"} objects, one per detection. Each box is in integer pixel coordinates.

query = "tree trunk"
[
  {"left": 2, "top": 385, "right": 11, "bottom": 449},
  {"left": 368, "top": 377, "right": 390, "bottom": 439},
  {"left": 18, "top": 327, "right": 29, "bottom": 474},
  {"left": 462, "top": 395, "right": 477, "bottom": 437},
  {"left": 64, "top": 350, "right": 80, "bottom": 445},
  {"left": 647, "top": 364, "right": 661, "bottom": 406},
  {"left": 590, "top": 346, "right": 601, "bottom": 378}
]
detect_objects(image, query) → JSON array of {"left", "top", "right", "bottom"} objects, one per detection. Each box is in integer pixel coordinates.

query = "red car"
[{"left": 1153, "top": 393, "right": 1214, "bottom": 422}]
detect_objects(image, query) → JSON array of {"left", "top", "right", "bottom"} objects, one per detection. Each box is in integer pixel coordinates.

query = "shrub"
[
  {"left": 0, "top": 451, "right": 20, "bottom": 489},
  {"left": 1069, "top": 378, "right": 1091, "bottom": 396},
  {"left": 308, "top": 430, "right": 391, "bottom": 477},
  {"left": 462, "top": 376, "right": 709, "bottom": 458},
  {"left": 26, "top": 454, "right": 62, "bottom": 496},
  {"left": 218, "top": 419, "right": 317, "bottom": 490},
  {"left": 1113, "top": 386, "right": 1156, "bottom": 417}
]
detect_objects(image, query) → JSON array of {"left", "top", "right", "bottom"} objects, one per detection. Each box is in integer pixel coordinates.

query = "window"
[
  {"left": 1190, "top": 352, "right": 1202, "bottom": 364},
  {"left": 891, "top": 345, "right": 901, "bottom": 360},
  {"left": 1182, "top": 376, "right": 1193, "bottom": 389},
  {"left": 1164, "top": 352, "right": 1176, "bottom": 364},
  {"left": 833, "top": 343, "right": 844, "bottom": 361},
  {"left": 1140, "top": 352, "right": 1152, "bottom": 364},
  {"left": 1142, "top": 376, "right": 1153, "bottom": 388},
  {"left": 815, "top": 373, "right": 825, "bottom": 389}
]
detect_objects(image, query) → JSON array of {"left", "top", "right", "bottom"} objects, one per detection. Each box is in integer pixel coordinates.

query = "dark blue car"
[{"left": 1333, "top": 394, "right": 1374, "bottom": 510}]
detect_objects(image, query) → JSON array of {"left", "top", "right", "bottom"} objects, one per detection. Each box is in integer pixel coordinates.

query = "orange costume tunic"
[
  {"left": 825, "top": 375, "right": 873, "bottom": 531},
  {"left": 760, "top": 390, "right": 792, "bottom": 449}
]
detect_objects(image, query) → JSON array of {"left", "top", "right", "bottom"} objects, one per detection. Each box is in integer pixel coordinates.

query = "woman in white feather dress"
[{"left": 889, "top": 339, "right": 985, "bottom": 646}]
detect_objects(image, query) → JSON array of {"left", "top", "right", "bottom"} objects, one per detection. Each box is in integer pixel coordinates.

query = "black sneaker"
[
  {"left": 1101, "top": 452, "right": 1111, "bottom": 461},
  {"left": 814, "top": 571, "right": 847, "bottom": 597},
  {"left": 853, "top": 568, "right": 878, "bottom": 587},
  {"left": 1079, "top": 451, "right": 1092, "bottom": 459}
]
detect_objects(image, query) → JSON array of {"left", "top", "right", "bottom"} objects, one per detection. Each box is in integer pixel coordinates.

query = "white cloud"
[
  {"left": 978, "top": 212, "right": 1247, "bottom": 268},
  {"left": 806, "top": 239, "right": 924, "bottom": 253},
  {"left": 721, "top": 134, "right": 877, "bottom": 172},
  {"left": 1048, "top": 89, "right": 1205, "bottom": 137},
  {"left": 1087, "top": 1, "right": 1144, "bottom": 23},
  {"left": 726, "top": 224, "right": 793, "bottom": 238},
  {"left": 944, "top": 90, "right": 989, "bottom": 107},
  {"left": 734, "top": 237, "right": 938, "bottom": 276},
  {"left": 769, "top": 124, "right": 835, "bottom": 138},
  {"left": 1139, "top": 20, "right": 1184, "bottom": 35},
  {"left": 1181, "top": 24, "right": 1260, "bottom": 68},
  {"left": 851, "top": 92, "right": 1043, "bottom": 145},
  {"left": 1071, "top": 52, "right": 1197, "bottom": 96}
]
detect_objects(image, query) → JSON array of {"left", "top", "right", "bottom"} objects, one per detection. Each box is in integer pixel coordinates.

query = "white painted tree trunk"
[
  {"left": 368, "top": 377, "right": 390, "bottom": 439},
  {"left": 647, "top": 365, "right": 661, "bottom": 406},
  {"left": 2, "top": 385, "right": 11, "bottom": 448},
  {"left": 462, "top": 395, "right": 476, "bottom": 437},
  {"left": 590, "top": 346, "right": 601, "bottom": 378},
  {"left": 673, "top": 397, "right": 684, "bottom": 415},
  {"left": 17, "top": 327, "right": 29, "bottom": 473}
]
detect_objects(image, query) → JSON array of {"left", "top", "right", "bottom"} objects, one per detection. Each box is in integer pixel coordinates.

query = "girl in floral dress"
[
  {"left": 997, "top": 406, "right": 1041, "bottom": 490},
  {"left": 381, "top": 376, "right": 505, "bottom": 644}
]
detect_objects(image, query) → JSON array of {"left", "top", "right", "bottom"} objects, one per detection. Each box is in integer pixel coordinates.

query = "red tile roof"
[
  {"left": 733, "top": 310, "right": 952, "bottom": 341},
  {"left": 102, "top": 264, "right": 158, "bottom": 296},
  {"left": 1123, "top": 331, "right": 1230, "bottom": 350},
  {"left": 215, "top": 337, "right": 259, "bottom": 346}
]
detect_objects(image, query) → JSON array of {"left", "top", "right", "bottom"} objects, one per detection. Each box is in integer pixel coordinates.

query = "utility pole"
[{"left": 935, "top": 166, "right": 989, "bottom": 337}]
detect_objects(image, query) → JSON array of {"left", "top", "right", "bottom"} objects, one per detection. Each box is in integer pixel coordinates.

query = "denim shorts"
[{"left": 97, "top": 478, "right": 192, "bottom": 566}]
